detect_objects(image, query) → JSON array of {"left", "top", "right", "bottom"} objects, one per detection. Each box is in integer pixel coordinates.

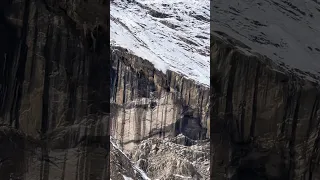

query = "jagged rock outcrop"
[
  {"left": 130, "top": 135, "right": 210, "bottom": 180},
  {"left": 211, "top": 34, "right": 320, "bottom": 180},
  {"left": 110, "top": 137, "right": 149, "bottom": 180},
  {"left": 110, "top": 46, "right": 210, "bottom": 151},
  {"left": 0, "top": 0, "right": 109, "bottom": 179}
]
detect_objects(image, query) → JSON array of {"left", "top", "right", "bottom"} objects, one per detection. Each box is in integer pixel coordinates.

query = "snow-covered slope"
[
  {"left": 212, "top": 0, "right": 320, "bottom": 82},
  {"left": 111, "top": 0, "right": 210, "bottom": 86}
]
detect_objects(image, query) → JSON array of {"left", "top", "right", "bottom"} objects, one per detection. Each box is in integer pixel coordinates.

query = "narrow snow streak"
[
  {"left": 173, "top": 174, "right": 193, "bottom": 179},
  {"left": 122, "top": 175, "right": 133, "bottom": 180}
]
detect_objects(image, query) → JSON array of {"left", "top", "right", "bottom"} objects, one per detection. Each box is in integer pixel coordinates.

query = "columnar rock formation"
[
  {"left": 211, "top": 34, "right": 320, "bottom": 180},
  {"left": 0, "top": 0, "right": 110, "bottom": 179}
]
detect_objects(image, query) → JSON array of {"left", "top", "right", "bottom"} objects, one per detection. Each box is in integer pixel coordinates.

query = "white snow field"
[
  {"left": 212, "top": 0, "right": 320, "bottom": 82},
  {"left": 110, "top": 0, "right": 210, "bottom": 86}
]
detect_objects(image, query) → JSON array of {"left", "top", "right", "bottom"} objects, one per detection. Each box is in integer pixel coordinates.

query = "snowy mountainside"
[
  {"left": 212, "top": 0, "right": 320, "bottom": 82},
  {"left": 110, "top": 0, "right": 210, "bottom": 86}
]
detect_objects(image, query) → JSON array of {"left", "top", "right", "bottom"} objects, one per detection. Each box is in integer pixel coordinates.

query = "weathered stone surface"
[
  {"left": 211, "top": 34, "right": 320, "bottom": 180},
  {"left": 110, "top": 137, "right": 147, "bottom": 180},
  {"left": 110, "top": 46, "right": 210, "bottom": 151},
  {"left": 130, "top": 135, "right": 210, "bottom": 179},
  {"left": 109, "top": 46, "right": 210, "bottom": 178},
  {"left": 0, "top": 0, "right": 110, "bottom": 179}
]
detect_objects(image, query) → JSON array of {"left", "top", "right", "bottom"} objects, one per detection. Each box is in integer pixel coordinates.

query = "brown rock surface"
[
  {"left": 110, "top": 46, "right": 210, "bottom": 151},
  {"left": 109, "top": 47, "right": 210, "bottom": 178}
]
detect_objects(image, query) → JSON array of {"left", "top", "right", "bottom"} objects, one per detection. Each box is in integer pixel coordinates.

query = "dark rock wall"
[
  {"left": 0, "top": 0, "right": 110, "bottom": 179},
  {"left": 211, "top": 34, "right": 320, "bottom": 180}
]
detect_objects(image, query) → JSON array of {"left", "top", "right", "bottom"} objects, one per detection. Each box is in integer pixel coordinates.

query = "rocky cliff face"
[
  {"left": 0, "top": 0, "right": 110, "bottom": 179},
  {"left": 109, "top": 46, "right": 210, "bottom": 179},
  {"left": 110, "top": 46, "right": 210, "bottom": 151},
  {"left": 109, "top": 0, "right": 210, "bottom": 178},
  {"left": 211, "top": 34, "right": 320, "bottom": 180}
]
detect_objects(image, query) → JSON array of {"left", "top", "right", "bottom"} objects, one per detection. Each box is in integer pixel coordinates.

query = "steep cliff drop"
[
  {"left": 110, "top": 0, "right": 210, "bottom": 179},
  {"left": 0, "top": 0, "right": 110, "bottom": 179},
  {"left": 212, "top": 0, "right": 320, "bottom": 179}
]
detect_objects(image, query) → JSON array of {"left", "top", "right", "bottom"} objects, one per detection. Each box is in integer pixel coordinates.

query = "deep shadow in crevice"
[{"left": 0, "top": 7, "right": 20, "bottom": 125}]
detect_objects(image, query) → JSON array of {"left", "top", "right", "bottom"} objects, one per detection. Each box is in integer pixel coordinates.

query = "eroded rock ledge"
[{"left": 211, "top": 34, "right": 320, "bottom": 180}]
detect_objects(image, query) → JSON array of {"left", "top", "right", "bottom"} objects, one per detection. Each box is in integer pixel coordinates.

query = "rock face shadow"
[
  {"left": 0, "top": 0, "right": 110, "bottom": 179},
  {"left": 174, "top": 111, "right": 207, "bottom": 141}
]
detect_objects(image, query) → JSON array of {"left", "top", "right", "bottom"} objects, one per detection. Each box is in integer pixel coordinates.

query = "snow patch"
[
  {"left": 173, "top": 174, "right": 193, "bottom": 179},
  {"left": 122, "top": 175, "right": 133, "bottom": 180}
]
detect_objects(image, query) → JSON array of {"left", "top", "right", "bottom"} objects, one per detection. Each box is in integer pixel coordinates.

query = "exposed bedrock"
[
  {"left": 110, "top": 46, "right": 210, "bottom": 151},
  {"left": 0, "top": 0, "right": 109, "bottom": 179},
  {"left": 211, "top": 34, "right": 320, "bottom": 180}
]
